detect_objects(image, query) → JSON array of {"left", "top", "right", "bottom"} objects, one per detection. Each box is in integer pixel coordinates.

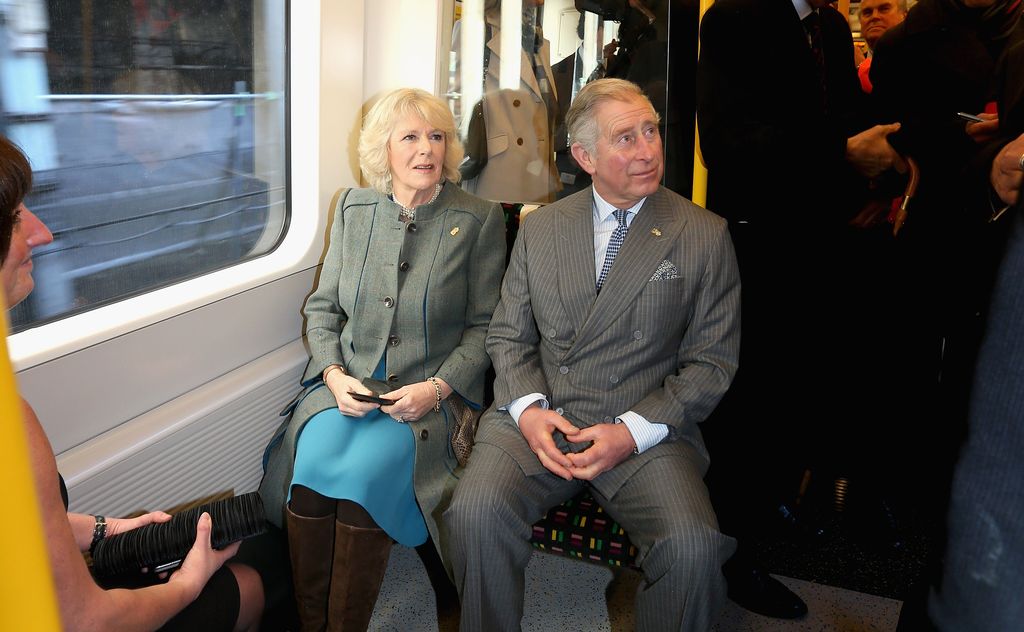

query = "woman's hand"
[
  {"left": 380, "top": 378, "right": 451, "bottom": 423},
  {"left": 107, "top": 511, "right": 172, "bottom": 537},
  {"left": 167, "top": 512, "right": 240, "bottom": 603},
  {"left": 325, "top": 369, "right": 382, "bottom": 417}
]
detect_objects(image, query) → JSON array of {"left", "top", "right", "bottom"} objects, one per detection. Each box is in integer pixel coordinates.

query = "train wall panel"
[{"left": 57, "top": 339, "right": 308, "bottom": 516}]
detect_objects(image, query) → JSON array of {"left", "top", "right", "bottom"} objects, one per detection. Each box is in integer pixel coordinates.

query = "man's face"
[
  {"left": 858, "top": 0, "right": 905, "bottom": 49},
  {"left": 571, "top": 94, "right": 664, "bottom": 209}
]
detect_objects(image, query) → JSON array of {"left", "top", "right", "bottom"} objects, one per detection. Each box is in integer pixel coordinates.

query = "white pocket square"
[{"left": 649, "top": 260, "right": 681, "bottom": 281}]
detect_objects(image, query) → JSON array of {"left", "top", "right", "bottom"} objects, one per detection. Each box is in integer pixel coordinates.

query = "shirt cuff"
[
  {"left": 617, "top": 411, "right": 669, "bottom": 453},
  {"left": 507, "top": 393, "right": 549, "bottom": 427}
]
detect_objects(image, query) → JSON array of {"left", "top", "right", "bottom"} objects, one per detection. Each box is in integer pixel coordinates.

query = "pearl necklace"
[{"left": 396, "top": 182, "right": 443, "bottom": 221}]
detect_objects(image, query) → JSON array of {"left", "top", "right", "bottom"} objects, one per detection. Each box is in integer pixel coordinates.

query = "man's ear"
[{"left": 571, "top": 142, "right": 597, "bottom": 176}]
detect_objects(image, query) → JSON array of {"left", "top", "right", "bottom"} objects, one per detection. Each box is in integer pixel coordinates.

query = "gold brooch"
[
  {"left": 651, "top": 228, "right": 662, "bottom": 237},
  {"left": 450, "top": 227, "right": 460, "bottom": 236}
]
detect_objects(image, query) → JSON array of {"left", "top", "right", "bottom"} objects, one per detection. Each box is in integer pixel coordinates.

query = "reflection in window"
[
  {"left": 448, "top": 0, "right": 699, "bottom": 204},
  {"left": 1, "top": 0, "right": 287, "bottom": 333},
  {"left": 452, "top": 0, "right": 562, "bottom": 204}
]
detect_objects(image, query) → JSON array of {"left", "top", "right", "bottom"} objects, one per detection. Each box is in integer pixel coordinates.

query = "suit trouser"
[{"left": 443, "top": 441, "right": 735, "bottom": 632}]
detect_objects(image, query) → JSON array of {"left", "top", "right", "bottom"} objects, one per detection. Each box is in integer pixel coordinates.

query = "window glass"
[
  {"left": 448, "top": 0, "right": 697, "bottom": 205},
  {"left": 1, "top": 0, "right": 287, "bottom": 333}
]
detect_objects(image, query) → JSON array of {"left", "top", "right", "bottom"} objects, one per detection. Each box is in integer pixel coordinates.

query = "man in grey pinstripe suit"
[{"left": 443, "top": 78, "right": 741, "bottom": 631}]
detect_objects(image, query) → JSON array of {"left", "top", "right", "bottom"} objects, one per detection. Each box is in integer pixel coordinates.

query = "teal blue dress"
[{"left": 289, "top": 362, "right": 427, "bottom": 546}]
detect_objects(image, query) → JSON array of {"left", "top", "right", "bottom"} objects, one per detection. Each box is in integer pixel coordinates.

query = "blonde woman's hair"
[{"left": 358, "top": 88, "right": 464, "bottom": 194}]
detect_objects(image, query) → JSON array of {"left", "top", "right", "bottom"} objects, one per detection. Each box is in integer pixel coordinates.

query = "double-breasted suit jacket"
[
  {"left": 260, "top": 182, "right": 506, "bottom": 553},
  {"left": 480, "top": 184, "right": 740, "bottom": 498},
  {"left": 445, "top": 185, "right": 741, "bottom": 631}
]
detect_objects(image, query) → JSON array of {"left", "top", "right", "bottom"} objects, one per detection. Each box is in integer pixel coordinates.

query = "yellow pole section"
[
  {"left": 0, "top": 305, "right": 61, "bottom": 630},
  {"left": 691, "top": 0, "right": 715, "bottom": 207},
  {"left": 838, "top": 0, "right": 851, "bottom": 22}
]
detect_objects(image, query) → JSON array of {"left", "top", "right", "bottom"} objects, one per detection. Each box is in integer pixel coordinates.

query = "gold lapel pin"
[
  {"left": 450, "top": 227, "right": 460, "bottom": 236},
  {"left": 651, "top": 228, "right": 662, "bottom": 237}
]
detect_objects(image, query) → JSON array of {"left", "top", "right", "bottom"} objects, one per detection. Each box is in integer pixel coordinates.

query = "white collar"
[
  {"left": 592, "top": 189, "right": 646, "bottom": 223},
  {"left": 792, "top": 0, "right": 815, "bottom": 21}
]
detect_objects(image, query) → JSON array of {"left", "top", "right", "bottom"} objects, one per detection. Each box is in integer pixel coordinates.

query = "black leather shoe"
[
  {"left": 724, "top": 560, "right": 808, "bottom": 619},
  {"left": 775, "top": 502, "right": 830, "bottom": 541}
]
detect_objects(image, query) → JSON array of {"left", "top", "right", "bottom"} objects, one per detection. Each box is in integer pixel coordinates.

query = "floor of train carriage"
[{"left": 367, "top": 493, "right": 939, "bottom": 632}]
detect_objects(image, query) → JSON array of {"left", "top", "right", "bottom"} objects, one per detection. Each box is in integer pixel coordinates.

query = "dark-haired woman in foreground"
[{"left": 1, "top": 134, "right": 264, "bottom": 631}]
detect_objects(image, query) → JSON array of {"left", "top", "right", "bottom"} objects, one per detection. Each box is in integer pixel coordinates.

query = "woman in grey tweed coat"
[{"left": 259, "top": 88, "right": 505, "bottom": 631}]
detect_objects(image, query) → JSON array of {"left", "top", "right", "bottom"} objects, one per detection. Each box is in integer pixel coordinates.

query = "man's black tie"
[{"left": 802, "top": 10, "right": 828, "bottom": 114}]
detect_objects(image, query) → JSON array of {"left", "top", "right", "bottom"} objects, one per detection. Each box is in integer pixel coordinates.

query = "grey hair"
[
  {"left": 358, "top": 88, "right": 464, "bottom": 194},
  {"left": 566, "top": 78, "right": 660, "bottom": 155}
]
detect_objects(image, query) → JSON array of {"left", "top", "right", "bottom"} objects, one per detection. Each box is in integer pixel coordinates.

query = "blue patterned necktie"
[{"left": 597, "top": 209, "right": 629, "bottom": 291}]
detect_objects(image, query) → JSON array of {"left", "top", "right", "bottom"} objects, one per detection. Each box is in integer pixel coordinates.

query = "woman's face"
[
  {"left": 2, "top": 203, "right": 53, "bottom": 309},
  {"left": 387, "top": 113, "right": 446, "bottom": 204}
]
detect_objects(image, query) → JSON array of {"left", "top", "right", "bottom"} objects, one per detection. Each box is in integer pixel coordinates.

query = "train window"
[{"left": 1, "top": 0, "right": 287, "bottom": 334}]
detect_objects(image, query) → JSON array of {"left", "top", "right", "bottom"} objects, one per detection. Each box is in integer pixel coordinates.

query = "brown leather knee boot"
[
  {"left": 327, "top": 520, "right": 393, "bottom": 631},
  {"left": 286, "top": 506, "right": 335, "bottom": 632}
]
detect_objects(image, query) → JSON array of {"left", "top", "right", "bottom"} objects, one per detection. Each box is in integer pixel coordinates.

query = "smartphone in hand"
[
  {"left": 348, "top": 391, "right": 396, "bottom": 406},
  {"left": 957, "top": 111, "right": 985, "bottom": 123}
]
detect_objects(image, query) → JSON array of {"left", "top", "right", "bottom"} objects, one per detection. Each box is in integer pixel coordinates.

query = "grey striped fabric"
[{"left": 444, "top": 185, "right": 741, "bottom": 631}]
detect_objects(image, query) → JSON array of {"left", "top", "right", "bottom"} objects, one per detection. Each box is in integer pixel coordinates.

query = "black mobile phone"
[
  {"left": 957, "top": 111, "right": 985, "bottom": 123},
  {"left": 348, "top": 391, "right": 396, "bottom": 406}
]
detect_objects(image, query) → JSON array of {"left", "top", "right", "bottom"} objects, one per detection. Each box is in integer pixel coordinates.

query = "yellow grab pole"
[
  {"left": 0, "top": 304, "right": 61, "bottom": 630},
  {"left": 691, "top": 0, "right": 715, "bottom": 208}
]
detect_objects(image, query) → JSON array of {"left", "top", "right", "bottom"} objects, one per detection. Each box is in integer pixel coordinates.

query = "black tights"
[{"left": 290, "top": 484, "right": 379, "bottom": 529}]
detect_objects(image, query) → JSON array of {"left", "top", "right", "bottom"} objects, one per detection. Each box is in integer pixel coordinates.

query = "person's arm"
[
  {"left": 430, "top": 202, "right": 507, "bottom": 403},
  {"left": 301, "top": 192, "right": 380, "bottom": 416},
  {"left": 67, "top": 511, "right": 172, "bottom": 553},
  {"left": 303, "top": 193, "right": 353, "bottom": 379},
  {"left": 486, "top": 212, "right": 552, "bottom": 407},
  {"left": 22, "top": 399, "right": 239, "bottom": 632},
  {"left": 632, "top": 223, "right": 741, "bottom": 435},
  {"left": 845, "top": 122, "right": 905, "bottom": 178}
]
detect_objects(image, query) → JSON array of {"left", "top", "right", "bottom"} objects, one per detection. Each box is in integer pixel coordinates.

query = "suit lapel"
[
  {"left": 554, "top": 191, "right": 598, "bottom": 334},
  {"left": 567, "top": 188, "right": 686, "bottom": 358}
]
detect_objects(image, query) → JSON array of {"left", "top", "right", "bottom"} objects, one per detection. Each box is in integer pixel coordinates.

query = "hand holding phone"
[
  {"left": 348, "top": 391, "right": 396, "bottom": 406},
  {"left": 957, "top": 111, "right": 985, "bottom": 123}
]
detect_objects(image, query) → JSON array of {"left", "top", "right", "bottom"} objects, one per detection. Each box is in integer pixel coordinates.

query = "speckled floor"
[{"left": 369, "top": 545, "right": 903, "bottom": 631}]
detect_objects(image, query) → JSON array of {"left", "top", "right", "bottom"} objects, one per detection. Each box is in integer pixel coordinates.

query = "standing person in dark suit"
[
  {"left": 445, "top": 78, "right": 741, "bottom": 632},
  {"left": 696, "top": 0, "right": 904, "bottom": 619}
]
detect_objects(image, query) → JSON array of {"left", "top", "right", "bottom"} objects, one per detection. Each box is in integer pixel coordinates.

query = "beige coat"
[{"left": 454, "top": 13, "right": 561, "bottom": 203}]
